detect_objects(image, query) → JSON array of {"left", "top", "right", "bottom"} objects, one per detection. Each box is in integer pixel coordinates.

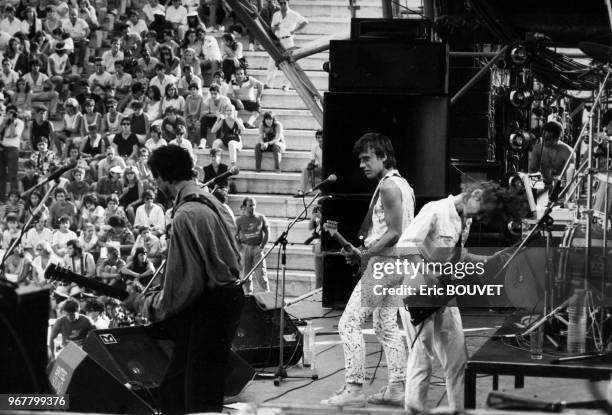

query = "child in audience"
[
  {"left": 51, "top": 215, "right": 77, "bottom": 257},
  {"left": 4, "top": 192, "right": 24, "bottom": 221},
  {"left": 2, "top": 214, "right": 21, "bottom": 249}
]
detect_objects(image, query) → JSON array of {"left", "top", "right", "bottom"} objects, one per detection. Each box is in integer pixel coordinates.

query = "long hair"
[{"left": 147, "top": 85, "right": 161, "bottom": 102}]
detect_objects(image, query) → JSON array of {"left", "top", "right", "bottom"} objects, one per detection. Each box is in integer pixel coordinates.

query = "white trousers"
[{"left": 399, "top": 306, "right": 467, "bottom": 411}]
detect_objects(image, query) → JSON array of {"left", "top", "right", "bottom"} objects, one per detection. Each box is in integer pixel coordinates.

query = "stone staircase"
[{"left": 195, "top": 0, "right": 386, "bottom": 296}]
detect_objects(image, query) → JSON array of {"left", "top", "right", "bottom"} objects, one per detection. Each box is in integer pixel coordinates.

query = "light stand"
[{"left": 240, "top": 192, "right": 321, "bottom": 386}]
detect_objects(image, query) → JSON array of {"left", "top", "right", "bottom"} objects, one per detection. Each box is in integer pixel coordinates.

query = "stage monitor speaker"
[
  {"left": 0, "top": 285, "right": 49, "bottom": 394},
  {"left": 49, "top": 342, "right": 154, "bottom": 414},
  {"left": 84, "top": 326, "right": 254, "bottom": 401},
  {"left": 232, "top": 296, "right": 303, "bottom": 368},
  {"left": 350, "top": 18, "right": 431, "bottom": 41},
  {"left": 329, "top": 40, "right": 448, "bottom": 94},
  {"left": 323, "top": 92, "right": 448, "bottom": 198},
  {"left": 322, "top": 253, "right": 360, "bottom": 308}
]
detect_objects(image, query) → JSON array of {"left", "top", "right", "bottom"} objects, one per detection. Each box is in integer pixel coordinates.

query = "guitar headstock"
[
  {"left": 44, "top": 263, "right": 71, "bottom": 284},
  {"left": 323, "top": 220, "right": 339, "bottom": 236}
]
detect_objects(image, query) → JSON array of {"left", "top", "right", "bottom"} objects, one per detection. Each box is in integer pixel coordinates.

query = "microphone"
[
  {"left": 307, "top": 174, "right": 337, "bottom": 193},
  {"left": 20, "top": 160, "right": 78, "bottom": 199},
  {"left": 202, "top": 166, "right": 239, "bottom": 188}
]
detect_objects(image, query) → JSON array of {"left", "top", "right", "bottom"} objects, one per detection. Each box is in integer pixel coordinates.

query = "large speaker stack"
[{"left": 321, "top": 20, "right": 449, "bottom": 307}]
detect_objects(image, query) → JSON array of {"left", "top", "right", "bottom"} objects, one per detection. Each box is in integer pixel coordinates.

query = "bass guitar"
[{"left": 45, "top": 263, "right": 129, "bottom": 301}]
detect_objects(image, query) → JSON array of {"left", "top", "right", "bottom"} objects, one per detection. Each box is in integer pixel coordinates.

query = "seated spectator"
[
  {"left": 20, "top": 160, "right": 40, "bottom": 195},
  {"left": 301, "top": 129, "right": 323, "bottom": 193},
  {"left": 3, "top": 190, "right": 23, "bottom": 219},
  {"left": 230, "top": 66, "right": 262, "bottom": 128},
  {"left": 168, "top": 123, "right": 196, "bottom": 163},
  {"left": 98, "top": 147, "right": 127, "bottom": 179},
  {"left": 88, "top": 57, "right": 113, "bottom": 95},
  {"left": 177, "top": 62, "right": 202, "bottom": 96},
  {"left": 221, "top": 33, "right": 243, "bottom": 83},
  {"left": 49, "top": 189, "right": 77, "bottom": 229},
  {"left": 48, "top": 299, "right": 93, "bottom": 355},
  {"left": 131, "top": 227, "right": 162, "bottom": 264},
  {"left": 0, "top": 5, "right": 23, "bottom": 37},
  {"left": 129, "top": 101, "right": 150, "bottom": 144},
  {"left": 101, "top": 98, "right": 123, "bottom": 139},
  {"left": 184, "top": 82, "right": 204, "bottom": 144},
  {"left": 211, "top": 104, "right": 244, "bottom": 167},
  {"left": 160, "top": 106, "right": 185, "bottom": 142},
  {"left": 165, "top": 0, "right": 188, "bottom": 39},
  {"left": 255, "top": 111, "right": 285, "bottom": 173},
  {"left": 132, "top": 64, "right": 150, "bottom": 90},
  {"left": 0, "top": 58, "right": 19, "bottom": 97},
  {"left": 47, "top": 42, "right": 75, "bottom": 93},
  {"left": 30, "top": 241, "right": 59, "bottom": 285},
  {"left": 98, "top": 215, "right": 135, "bottom": 252},
  {"left": 212, "top": 70, "right": 230, "bottom": 96},
  {"left": 29, "top": 136, "right": 58, "bottom": 177},
  {"left": 160, "top": 30, "right": 181, "bottom": 61},
  {"left": 76, "top": 81, "right": 106, "bottom": 116},
  {"left": 80, "top": 99, "right": 102, "bottom": 137},
  {"left": 66, "top": 167, "right": 92, "bottom": 205},
  {"left": 133, "top": 189, "right": 165, "bottom": 235},
  {"left": 12, "top": 78, "right": 32, "bottom": 120},
  {"left": 77, "top": 222, "right": 99, "bottom": 255},
  {"left": 144, "top": 85, "right": 163, "bottom": 123},
  {"left": 112, "top": 118, "right": 139, "bottom": 160},
  {"left": 144, "top": 124, "right": 167, "bottom": 151},
  {"left": 96, "top": 245, "right": 125, "bottom": 286},
  {"left": 203, "top": 148, "right": 229, "bottom": 188},
  {"left": 80, "top": 125, "right": 107, "bottom": 178},
  {"left": 30, "top": 104, "right": 56, "bottom": 150},
  {"left": 127, "top": 10, "right": 148, "bottom": 40},
  {"left": 25, "top": 62, "right": 59, "bottom": 120},
  {"left": 55, "top": 98, "right": 84, "bottom": 157},
  {"left": 119, "top": 166, "right": 143, "bottom": 209},
  {"left": 138, "top": 47, "right": 160, "bottom": 79},
  {"left": 103, "top": 195, "right": 130, "bottom": 228},
  {"left": 119, "top": 82, "right": 146, "bottom": 117},
  {"left": 61, "top": 8, "right": 90, "bottom": 69},
  {"left": 78, "top": 193, "right": 105, "bottom": 229},
  {"left": 22, "top": 193, "right": 50, "bottom": 227},
  {"left": 161, "top": 83, "right": 185, "bottom": 115},
  {"left": 60, "top": 239, "right": 95, "bottom": 278},
  {"left": 110, "top": 60, "right": 133, "bottom": 102},
  {"left": 120, "top": 246, "right": 155, "bottom": 289},
  {"left": 96, "top": 165, "right": 125, "bottom": 205},
  {"left": 51, "top": 215, "right": 78, "bottom": 256},
  {"left": 3, "top": 241, "right": 32, "bottom": 284},
  {"left": 132, "top": 147, "right": 154, "bottom": 186},
  {"left": 200, "top": 32, "right": 223, "bottom": 86},
  {"left": 149, "top": 63, "right": 177, "bottom": 97},
  {"left": 2, "top": 214, "right": 21, "bottom": 249},
  {"left": 200, "top": 83, "right": 230, "bottom": 147},
  {"left": 84, "top": 299, "right": 110, "bottom": 329},
  {"left": 101, "top": 38, "right": 124, "bottom": 75}
]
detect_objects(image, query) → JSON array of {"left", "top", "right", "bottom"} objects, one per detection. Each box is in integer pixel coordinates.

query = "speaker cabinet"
[
  {"left": 322, "top": 253, "right": 360, "bottom": 308},
  {"left": 0, "top": 285, "right": 49, "bottom": 394},
  {"left": 232, "top": 297, "right": 303, "bottom": 368},
  {"left": 323, "top": 92, "right": 448, "bottom": 198},
  {"left": 49, "top": 342, "right": 154, "bottom": 414},
  {"left": 329, "top": 40, "right": 448, "bottom": 94}
]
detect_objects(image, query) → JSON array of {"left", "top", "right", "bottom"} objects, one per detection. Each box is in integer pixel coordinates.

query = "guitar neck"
[
  {"left": 331, "top": 232, "right": 353, "bottom": 250},
  {"left": 45, "top": 263, "right": 129, "bottom": 301}
]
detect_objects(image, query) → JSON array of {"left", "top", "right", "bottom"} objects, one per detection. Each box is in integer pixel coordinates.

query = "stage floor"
[{"left": 227, "top": 291, "right": 605, "bottom": 412}]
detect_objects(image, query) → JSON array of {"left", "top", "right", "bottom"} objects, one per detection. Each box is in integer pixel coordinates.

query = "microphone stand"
[
  {"left": 0, "top": 180, "right": 59, "bottom": 279},
  {"left": 240, "top": 191, "right": 321, "bottom": 386}
]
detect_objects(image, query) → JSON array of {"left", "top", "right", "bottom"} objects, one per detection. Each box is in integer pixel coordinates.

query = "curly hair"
[{"left": 461, "top": 180, "right": 529, "bottom": 225}]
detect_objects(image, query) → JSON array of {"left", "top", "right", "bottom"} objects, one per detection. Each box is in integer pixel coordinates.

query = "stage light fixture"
[
  {"left": 508, "top": 129, "right": 535, "bottom": 152},
  {"left": 509, "top": 89, "right": 534, "bottom": 108},
  {"left": 322, "top": 61, "right": 330, "bottom": 72},
  {"left": 509, "top": 43, "right": 531, "bottom": 66}
]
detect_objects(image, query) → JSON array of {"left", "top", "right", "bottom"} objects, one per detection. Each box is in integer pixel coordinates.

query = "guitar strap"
[{"left": 357, "top": 171, "right": 402, "bottom": 243}]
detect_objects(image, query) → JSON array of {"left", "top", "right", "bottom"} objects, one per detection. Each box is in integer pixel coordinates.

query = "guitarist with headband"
[
  {"left": 399, "top": 180, "right": 526, "bottom": 411},
  {"left": 322, "top": 133, "right": 415, "bottom": 408}
]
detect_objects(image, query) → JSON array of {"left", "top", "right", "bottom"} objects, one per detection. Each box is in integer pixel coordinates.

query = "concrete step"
[
  {"left": 196, "top": 148, "right": 310, "bottom": 172},
  {"left": 268, "top": 217, "right": 311, "bottom": 243},
  {"left": 268, "top": 269, "right": 316, "bottom": 297},
  {"left": 262, "top": 244, "right": 315, "bottom": 271},
  {"left": 241, "top": 129, "right": 318, "bottom": 151},
  {"left": 301, "top": 17, "right": 352, "bottom": 36},
  {"left": 291, "top": 0, "right": 382, "bottom": 18},
  {"left": 228, "top": 193, "right": 316, "bottom": 217},
  {"left": 233, "top": 170, "right": 301, "bottom": 194},
  {"left": 238, "top": 109, "right": 320, "bottom": 130},
  {"left": 261, "top": 90, "right": 308, "bottom": 110},
  {"left": 244, "top": 51, "right": 328, "bottom": 72},
  {"left": 248, "top": 68, "right": 328, "bottom": 91}
]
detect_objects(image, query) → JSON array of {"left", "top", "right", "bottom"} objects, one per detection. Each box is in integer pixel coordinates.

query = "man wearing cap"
[
  {"left": 143, "top": 0, "right": 166, "bottom": 25},
  {"left": 96, "top": 165, "right": 126, "bottom": 205},
  {"left": 98, "top": 147, "right": 127, "bottom": 179},
  {"left": 88, "top": 57, "right": 113, "bottom": 92},
  {"left": 0, "top": 105, "right": 24, "bottom": 201},
  {"left": 24, "top": 60, "right": 60, "bottom": 119},
  {"left": 0, "top": 6, "right": 23, "bottom": 37},
  {"left": 101, "top": 38, "right": 124, "bottom": 75},
  {"left": 61, "top": 8, "right": 90, "bottom": 69}
]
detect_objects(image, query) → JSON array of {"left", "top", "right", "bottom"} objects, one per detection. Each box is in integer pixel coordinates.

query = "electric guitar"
[
  {"left": 45, "top": 263, "right": 130, "bottom": 301},
  {"left": 322, "top": 220, "right": 368, "bottom": 273}
]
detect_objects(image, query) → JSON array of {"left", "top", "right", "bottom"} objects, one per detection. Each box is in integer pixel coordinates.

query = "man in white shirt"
[
  {"left": 229, "top": 67, "right": 263, "bottom": 128},
  {"left": 177, "top": 64, "right": 203, "bottom": 96},
  {"left": 169, "top": 124, "right": 196, "bottom": 163},
  {"left": 134, "top": 190, "right": 166, "bottom": 235},
  {"left": 0, "top": 59, "right": 19, "bottom": 96},
  {"left": 265, "top": 0, "right": 308, "bottom": 87},
  {"left": 88, "top": 57, "right": 113, "bottom": 91},
  {"left": 110, "top": 60, "right": 133, "bottom": 102},
  {"left": 165, "top": 0, "right": 188, "bottom": 38},
  {"left": 101, "top": 38, "right": 124, "bottom": 75},
  {"left": 143, "top": 0, "right": 165, "bottom": 25},
  {"left": 300, "top": 129, "right": 322, "bottom": 192},
  {"left": 149, "top": 63, "right": 177, "bottom": 93},
  {"left": 127, "top": 10, "right": 148, "bottom": 38},
  {"left": 24, "top": 60, "right": 60, "bottom": 119},
  {"left": 0, "top": 6, "right": 22, "bottom": 37},
  {"left": 61, "top": 8, "right": 90, "bottom": 69},
  {"left": 0, "top": 105, "right": 24, "bottom": 200}
]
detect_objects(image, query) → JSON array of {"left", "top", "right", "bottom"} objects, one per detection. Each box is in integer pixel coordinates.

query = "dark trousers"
[
  {"left": 0, "top": 147, "right": 19, "bottom": 201},
  {"left": 157, "top": 284, "right": 244, "bottom": 414},
  {"left": 254, "top": 142, "right": 282, "bottom": 171}
]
